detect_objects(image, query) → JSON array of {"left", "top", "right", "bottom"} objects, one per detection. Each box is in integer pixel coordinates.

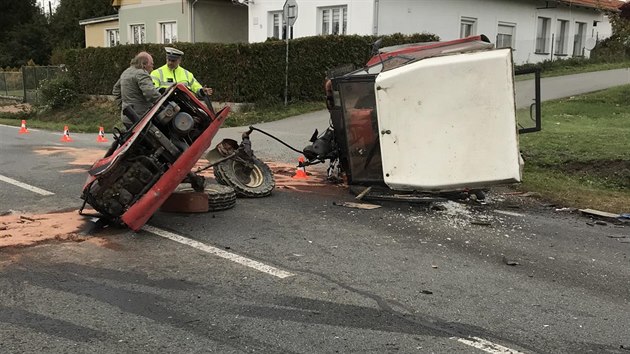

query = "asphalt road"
[
  {"left": 1, "top": 69, "right": 630, "bottom": 353},
  {"left": 1, "top": 119, "right": 629, "bottom": 353}
]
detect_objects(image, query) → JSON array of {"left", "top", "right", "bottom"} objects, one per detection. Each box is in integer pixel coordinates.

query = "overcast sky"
[{"left": 36, "top": 0, "right": 60, "bottom": 15}]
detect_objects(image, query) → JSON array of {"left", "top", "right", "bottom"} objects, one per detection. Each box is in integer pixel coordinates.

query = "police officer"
[{"left": 150, "top": 47, "right": 213, "bottom": 98}]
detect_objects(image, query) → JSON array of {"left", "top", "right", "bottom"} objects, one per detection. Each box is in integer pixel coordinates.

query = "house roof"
[
  {"left": 556, "top": 0, "right": 625, "bottom": 11},
  {"left": 78, "top": 14, "right": 119, "bottom": 26}
]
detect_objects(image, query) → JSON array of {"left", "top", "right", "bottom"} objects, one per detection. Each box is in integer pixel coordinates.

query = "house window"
[
  {"left": 555, "top": 20, "right": 569, "bottom": 55},
  {"left": 130, "top": 24, "right": 145, "bottom": 44},
  {"left": 320, "top": 6, "right": 347, "bottom": 35},
  {"left": 460, "top": 17, "right": 477, "bottom": 38},
  {"left": 269, "top": 11, "right": 284, "bottom": 39},
  {"left": 496, "top": 22, "right": 515, "bottom": 49},
  {"left": 106, "top": 29, "right": 119, "bottom": 47},
  {"left": 535, "top": 17, "right": 550, "bottom": 53},
  {"left": 573, "top": 21, "right": 587, "bottom": 56},
  {"left": 160, "top": 22, "right": 177, "bottom": 44}
]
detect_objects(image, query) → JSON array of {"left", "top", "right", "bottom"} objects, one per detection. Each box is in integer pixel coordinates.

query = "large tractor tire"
[
  {"left": 213, "top": 166, "right": 227, "bottom": 186},
  {"left": 174, "top": 182, "right": 237, "bottom": 211},
  {"left": 214, "top": 157, "right": 275, "bottom": 198}
]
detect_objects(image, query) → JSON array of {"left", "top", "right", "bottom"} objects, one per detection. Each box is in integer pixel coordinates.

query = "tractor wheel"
[
  {"left": 213, "top": 166, "right": 228, "bottom": 186},
  {"left": 174, "top": 183, "right": 237, "bottom": 211},
  {"left": 214, "top": 157, "right": 275, "bottom": 198},
  {"left": 204, "top": 183, "right": 237, "bottom": 211}
]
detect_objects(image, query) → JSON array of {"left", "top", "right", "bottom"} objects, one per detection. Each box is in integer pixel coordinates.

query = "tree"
[
  {"left": 592, "top": 10, "right": 630, "bottom": 61},
  {"left": 0, "top": 0, "right": 51, "bottom": 67},
  {"left": 0, "top": 0, "right": 41, "bottom": 39},
  {"left": 49, "top": 0, "right": 116, "bottom": 49}
]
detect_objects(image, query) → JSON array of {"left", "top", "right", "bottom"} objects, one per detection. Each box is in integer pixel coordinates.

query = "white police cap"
[{"left": 165, "top": 47, "right": 184, "bottom": 60}]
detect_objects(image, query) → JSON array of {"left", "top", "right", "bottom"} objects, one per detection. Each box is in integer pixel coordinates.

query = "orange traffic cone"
[
  {"left": 18, "top": 120, "right": 29, "bottom": 134},
  {"left": 96, "top": 126, "right": 108, "bottom": 143},
  {"left": 60, "top": 125, "right": 73, "bottom": 142},
  {"left": 292, "top": 156, "right": 309, "bottom": 180}
]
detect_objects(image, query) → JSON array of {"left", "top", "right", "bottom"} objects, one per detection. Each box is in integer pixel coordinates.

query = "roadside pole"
[
  {"left": 283, "top": 0, "right": 298, "bottom": 106},
  {"left": 285, "top": 33, "right": 289, "bottom": 106}
]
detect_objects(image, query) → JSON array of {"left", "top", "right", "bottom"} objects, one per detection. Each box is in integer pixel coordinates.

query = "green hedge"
[{"left": 52, "top": 33, "right": 438, "bottom": 103}]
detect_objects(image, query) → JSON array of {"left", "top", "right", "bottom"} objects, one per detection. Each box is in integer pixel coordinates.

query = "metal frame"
[{"left": 514, "top": 66, "right": 542, "bottom": 134}]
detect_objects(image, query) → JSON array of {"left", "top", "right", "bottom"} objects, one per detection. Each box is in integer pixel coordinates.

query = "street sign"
[{"left": 283, "top": 0, "right": 298, "bottom": 27}]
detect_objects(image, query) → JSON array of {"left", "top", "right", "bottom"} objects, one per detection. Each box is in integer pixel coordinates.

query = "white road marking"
[
  {"left": 143, "top": 225, "right": 294, "bottom": 279},
  {"left": 0, "top": 124, "right": 38, "bottom": 131},
  {"left": 0, "top": 174, "right": 55, "bottom": 196},
  {"left": 494, "top": 210, "right": 525, "bottom": 217},
  {"left": 454, "top": 336, "right": 525, "bottom": 354}
]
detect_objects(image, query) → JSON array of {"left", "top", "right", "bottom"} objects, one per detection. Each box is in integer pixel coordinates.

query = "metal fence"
[
  {"left": 22, "top": 66, "right": 64, "bottom": 104},
  {"left": 0, "top": 71, "right": 24, "bottom": 98},
  {"left": 0, "top": 66, "right": 65, "bottom": 103}
]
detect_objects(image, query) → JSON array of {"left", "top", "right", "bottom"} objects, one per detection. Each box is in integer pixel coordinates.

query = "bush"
[
  {"left": 53, "top": 33, "right": 439, "bottom": 103},
  {"left": 38, "top": 75, "right": 79, "bottom": 108}
]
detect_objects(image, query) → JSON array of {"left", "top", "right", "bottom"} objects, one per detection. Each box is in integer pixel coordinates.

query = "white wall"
[
  {"left": 247, "top": 0, "right": 374, "bottom": 42},
  {"left": 375, "top": 0, "right": 613, "bottom": 64},
  {"left": 247, "top": 0, "right": 614, "bottom": 64}
]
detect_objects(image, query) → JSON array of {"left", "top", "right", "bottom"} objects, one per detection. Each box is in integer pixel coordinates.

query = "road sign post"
[{"left": 283, "top": 0, "right": 298, "bottom": 106}]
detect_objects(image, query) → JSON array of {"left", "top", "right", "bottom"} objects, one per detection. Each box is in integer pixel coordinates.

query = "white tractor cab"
[{"left": 307, "top": 34, "right": 541, "bottom": 200}]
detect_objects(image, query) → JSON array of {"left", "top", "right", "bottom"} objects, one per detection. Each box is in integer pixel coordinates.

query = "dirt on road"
[{"left": 0, "top": 210, "right": 89, "bottom": 248}]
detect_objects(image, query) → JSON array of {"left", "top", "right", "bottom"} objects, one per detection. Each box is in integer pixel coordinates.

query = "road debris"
[
  {"left": 355, "top": 186, "right": 373, "bottom": 200},
  {"left": 579, "top": 208, "right": 620, "bottom": 219},
  {"left": 502, "top": 256, "right": 520, "bottom": 266},
  {"left": 333, "top": 201, "right": 381, "bottom": 210},
  {"left": 494, "top": 210, "right": 524, "bottom": 217},
  {"left": 555, "top": 207, "right": 576, "bottom": 212}
]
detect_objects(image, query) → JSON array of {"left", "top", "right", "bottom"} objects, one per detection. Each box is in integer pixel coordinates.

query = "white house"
[{"left": 243, "top": 0, "right": 623, "bottom": 64}]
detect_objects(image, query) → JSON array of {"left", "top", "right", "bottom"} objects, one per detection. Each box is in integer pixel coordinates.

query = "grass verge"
[
  {"left": 0, "top": 100, "right": 119, "bottom": 133},
  {"left": 518, "top": 84, "right": 630, "bottom": 213},
  {"left": 224, "top": 101, "right": 325, "bottom": 127}
]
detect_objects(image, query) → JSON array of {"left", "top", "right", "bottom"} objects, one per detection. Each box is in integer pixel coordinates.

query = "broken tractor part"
[{"left": 161, "top": 182, "right": 237, "bottom": 213}]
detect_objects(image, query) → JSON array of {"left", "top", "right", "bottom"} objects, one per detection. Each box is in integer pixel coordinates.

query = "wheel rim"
[{"left": 233, "top": 161, "right": 264, "bottom": 188}]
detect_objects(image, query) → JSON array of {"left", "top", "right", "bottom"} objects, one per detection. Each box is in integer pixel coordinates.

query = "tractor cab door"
[
  {"left": 374, "top": 48, "right": 523, "bottom": 191},
  {"left": 334, "top": 76, "right": 384, "bottom": 185}
]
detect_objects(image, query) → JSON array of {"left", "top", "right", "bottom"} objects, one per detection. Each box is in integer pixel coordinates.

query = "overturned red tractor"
[{"left": 80, "top": 83, "right": 274, "bottom": 231}]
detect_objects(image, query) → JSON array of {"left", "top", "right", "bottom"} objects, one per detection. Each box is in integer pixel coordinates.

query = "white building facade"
[{"left": 244, "top": 0, "right": 621, "bottom": 64}]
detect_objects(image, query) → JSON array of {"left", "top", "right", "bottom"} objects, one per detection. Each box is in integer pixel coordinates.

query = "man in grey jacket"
[{"left": 112, "top": 52, "right": 161, "bottom": 128}]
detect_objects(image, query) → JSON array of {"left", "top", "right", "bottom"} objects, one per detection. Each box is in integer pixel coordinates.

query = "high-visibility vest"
[{"left": 150, "top": 64, "right": 203, "bottom": 95}]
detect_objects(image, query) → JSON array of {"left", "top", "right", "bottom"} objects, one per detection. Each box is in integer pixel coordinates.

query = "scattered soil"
[
  {"left": 0, "top": 210, "right": 89, "bottom": 248},
  {"left": 33, "top": 146, "right": 105, "bottom": 173}
]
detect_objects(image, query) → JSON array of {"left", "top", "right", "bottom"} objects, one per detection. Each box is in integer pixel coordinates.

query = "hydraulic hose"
[{"left": 247, "top": 126, "right": 303, "bottom": 154}]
